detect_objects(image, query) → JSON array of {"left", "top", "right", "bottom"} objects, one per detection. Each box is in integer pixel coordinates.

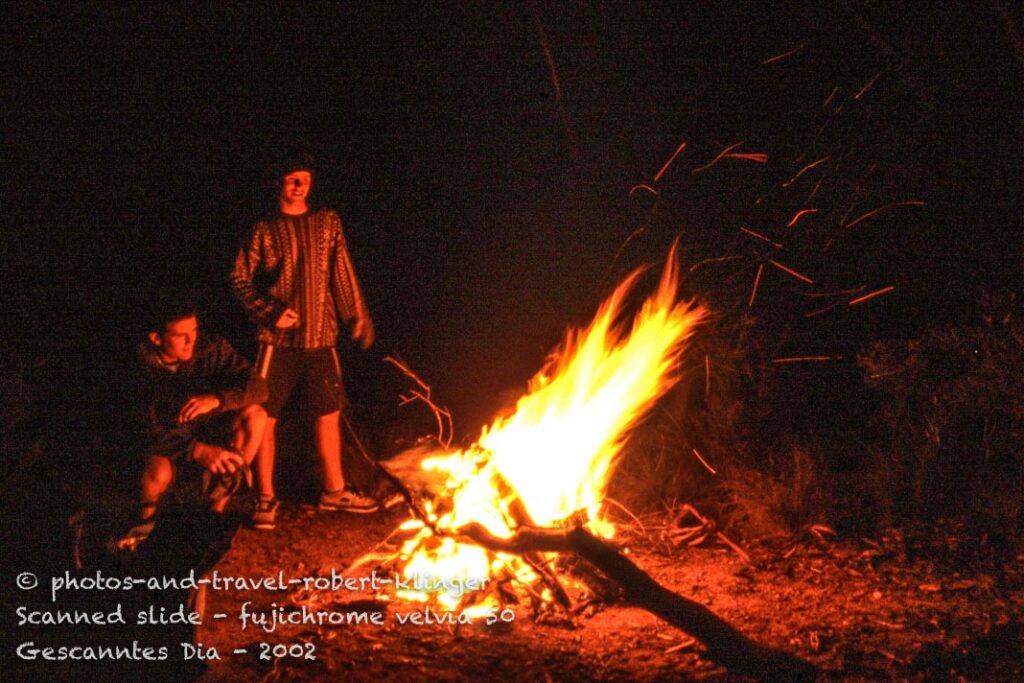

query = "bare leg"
[
  {"left": 140, "top": 455, "right": 173, "bottom": 519},
  {"left": 257, "top": 417, "right": 278, "bottom": 500},
  {"left": 314, "top": 410, "right": 345, "bottom": 493},
  {"left": 116, "top": 455, "right": 172, "bottom": 549},
  {"left": 231, "top": 404, "right": 267, "bottom": 465},
  {"left": 210, "top": 405, "right": 269, "bottom": 513}
]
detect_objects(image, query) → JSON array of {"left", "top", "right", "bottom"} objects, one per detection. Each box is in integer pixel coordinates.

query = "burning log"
[
  {"left": 356, "top": 249, "right": 817, "bottom": 677},
  {"left": 455, "top": 522, "right": 818, "bottom": 679}
]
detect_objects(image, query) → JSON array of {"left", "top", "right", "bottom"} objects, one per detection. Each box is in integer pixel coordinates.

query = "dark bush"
[{"left": 858, "top": 294, "right": 1024, "bottom": 552}]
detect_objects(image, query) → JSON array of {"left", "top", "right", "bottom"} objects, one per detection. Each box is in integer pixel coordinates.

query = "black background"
[{"left": 4, "top": 2, "right": 1021, "bottom": 435}]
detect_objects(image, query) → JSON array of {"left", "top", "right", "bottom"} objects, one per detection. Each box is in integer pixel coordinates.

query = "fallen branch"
[
  {"left": 456, "top": 523, "right": 818, "bottom": 679},
  {"left": 383, "top": 355, "right": 453, "bottom": 448},
  {"left": 340, "top": 413, "right": 440, "bottom": 538},
  {"left": 673, "top": 503, "right": 750, "bottom": 565}
]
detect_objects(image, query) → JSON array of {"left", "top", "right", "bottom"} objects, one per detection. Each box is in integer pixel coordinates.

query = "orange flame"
[{"left": 390, "top": 248, "right": 706, "bottom": 609}]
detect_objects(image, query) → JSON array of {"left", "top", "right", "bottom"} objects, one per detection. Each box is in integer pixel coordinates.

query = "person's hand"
[
  {"left": 178, "top": 394, "right": 222, "bottom": 424},
  {"left": 192, "top": 442, "right": 245, "bottom": 475},
  {"left": 353, "top": 317, "right": 374, "bottom": 350},
  {"left": 275, "top": 308, "right": 300, "bottom": 329}
]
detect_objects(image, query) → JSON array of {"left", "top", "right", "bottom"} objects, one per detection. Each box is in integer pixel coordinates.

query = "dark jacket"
[{"left": 135, "top": 333, "right": 268, "bottom": 458}]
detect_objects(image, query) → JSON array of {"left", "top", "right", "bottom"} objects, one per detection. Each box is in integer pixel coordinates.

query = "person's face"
[
  {"left": 280, "top": 170, "right": 312, "bottom": 205},
  {"left": 149, "top": 315, "right": 198, "bottom": 363}
]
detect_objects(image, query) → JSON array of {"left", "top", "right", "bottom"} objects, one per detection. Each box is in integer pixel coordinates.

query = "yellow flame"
[{"left": 393, "top": 247, "right": 706, "bottom": 608}]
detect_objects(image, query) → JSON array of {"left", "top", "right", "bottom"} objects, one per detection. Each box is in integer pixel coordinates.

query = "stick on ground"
[{"left": 456, "top": 523, "right": 819, "bottom": 680}]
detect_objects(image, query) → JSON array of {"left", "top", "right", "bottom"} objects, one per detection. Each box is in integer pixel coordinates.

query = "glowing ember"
[{"left": 380, "top": 248, "right": 706, "bottom": 611}]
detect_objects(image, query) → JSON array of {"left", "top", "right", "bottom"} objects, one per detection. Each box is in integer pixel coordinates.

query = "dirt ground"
[
  {"left": 185, "top": 502, "right": 1024, "bottom": 682},
  {"left": 3, "top": 444, "right": 1022, "bottom": 683}
]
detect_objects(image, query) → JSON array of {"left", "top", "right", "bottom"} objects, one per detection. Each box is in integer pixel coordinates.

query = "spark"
[
  {"left": 692, "top": 141, "right": 765, "bottom": 174},
  {"left": 787, "top": 209, "right": 818, "bottom": 227},
  {"left": 690, "top": 448, "right": 717, "bottom": 475},
  {"left": 768, "top": 259, "right": 813, "bottom": 284},
  {"left": 612, "top": 227, "right": 646, "bottom": 263},
  {"left": 822, "top": 86, "right": 839, "bottom": 109},
  {"left": 806, "top": 178, "right": 823, "bottom": 203},
  {"left": 629, "top": 184, "right": 658, "bottom": 198},
  {"left": 654, "top": 140, "right": 687, "bottom": 182},
  {"left": 740, "top": 227, "right": 783, "bottom": 249},
  {"left": 762, "top": 42, "right": 806, "bottom": 65},
  {"left": 844, "top": 201, "right": 925, "bottom": 229},
  {"left": 689, "top": 255, "right": 744, "bottom": 273},
  {"left": 838, "top": 165, "right": 879, "bottom": 224},
  {"left": 804, "top": 303, "right": 840, "bottom": 318},
  {"left": 849, "top": 286, "right": 895, "bottom": 306},
  {"left": 771, "top": 356, "right": 842, "bottom": 364},
  {"left": 531, "top": 6, "right": 579, "bottom": 162},
  {"left": 748, "top": 263, "right": 765, "bottom": 307},
  {"left": 854, "top": 71, "right": 883, "bottom": 100},
  {"left": 725, "top": 152, "right": 768, "bottom": 163},
  {"left": 783, "top": 156, "right": 830, "bottom": 188},
  {"left": 801, "top": 286, "right": 867, "bottom": 298}
]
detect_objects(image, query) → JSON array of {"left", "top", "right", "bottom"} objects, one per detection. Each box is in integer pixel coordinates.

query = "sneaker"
[
  {"left": 251, "top": 497, "right": 279, "bottom": 530},
  {"left": 318, "top": 488, "right": 380, "bottom": 514}
]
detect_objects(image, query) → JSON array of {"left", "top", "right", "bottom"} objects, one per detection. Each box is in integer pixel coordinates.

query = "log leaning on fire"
[{"left": 456, "top": 523, "right": 818, "bottom": 680}]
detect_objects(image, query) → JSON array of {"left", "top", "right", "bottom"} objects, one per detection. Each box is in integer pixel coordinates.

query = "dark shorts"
[
  {"left": 150, "top": 411, "right": 238, "bottom": 462},
  {"left": 258, "top": 345, "right": 346, "bottom": 419}
]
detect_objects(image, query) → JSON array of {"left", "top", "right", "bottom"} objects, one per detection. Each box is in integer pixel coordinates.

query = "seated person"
[{"left": 118, "top": 300, "right": 268, "bottom": 548}]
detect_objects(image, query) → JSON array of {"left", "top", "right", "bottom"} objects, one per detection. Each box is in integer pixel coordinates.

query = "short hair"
[
  {"left": 146, "top": 292, "right": 197, "bottom": 334},
  {"left": 275, "top": 151, "right": 316, "bottom": 181}
]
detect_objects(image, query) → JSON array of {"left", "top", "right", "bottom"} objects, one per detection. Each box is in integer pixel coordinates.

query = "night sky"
[{"left": 5, "top": 3, "right": 1021, "bottom": 436}]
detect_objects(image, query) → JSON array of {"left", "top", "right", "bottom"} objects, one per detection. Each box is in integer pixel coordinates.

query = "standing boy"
[{"left": 230, "top": 155, "right": 378, "bottom": 530}]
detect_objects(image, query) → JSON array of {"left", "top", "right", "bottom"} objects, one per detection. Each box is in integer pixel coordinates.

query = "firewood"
[{"left": 455, "top": 523, "right": 818, "bottom": 679}]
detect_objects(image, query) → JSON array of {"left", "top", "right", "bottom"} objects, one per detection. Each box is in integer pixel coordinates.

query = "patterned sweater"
[{"left": 230, "top": 208, "right": 373, "bottom": 349}]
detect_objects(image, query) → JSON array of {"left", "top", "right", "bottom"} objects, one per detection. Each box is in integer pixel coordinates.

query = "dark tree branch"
[{"left": 457, "top": 523, "right": 818, "bottom": 680}]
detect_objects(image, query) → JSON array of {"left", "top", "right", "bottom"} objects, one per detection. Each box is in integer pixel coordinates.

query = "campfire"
[
  {"left": 343, "top": 247, "right": 814, "bottom": 678},
  {"left": 358, "top": 246, "right": 706, "bottom": 613}
]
